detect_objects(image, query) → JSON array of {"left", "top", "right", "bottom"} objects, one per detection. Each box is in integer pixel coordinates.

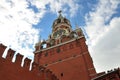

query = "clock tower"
[
  {"left": 34, "top": 11, "right": 96, "bottom": 80},
  {"left": 52, "top": 11, "right": 72, "bottom": 39}
]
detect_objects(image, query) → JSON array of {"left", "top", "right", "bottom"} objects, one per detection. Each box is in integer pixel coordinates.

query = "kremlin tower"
[{"left": 34, "top": 11, "right": 96, "bottom": 80}]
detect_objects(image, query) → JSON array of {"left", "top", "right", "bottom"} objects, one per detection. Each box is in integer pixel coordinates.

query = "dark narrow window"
[
  {"left": 44, "top": 52, "right": 48, "bottom": 57},
  {"left": 40, "top": 46, "right": 43, "bottom": 49},
  {"left": 59, "top": 59, "right": 62, "bottom": 61},
  {"left": 45, "top": 64, "right": 48, "bottom": 66},
  {"left": 10, "top": 53, "right": 12, "bottom": 57},
  {"left": 61, "top": 73, "right": 64, "bottom": 77},
  {"left": 56, "top": 48, "right": 61, "bottom": 53},
  {"left": 73, "top": 55, "right": 76, "bottom": 57}
]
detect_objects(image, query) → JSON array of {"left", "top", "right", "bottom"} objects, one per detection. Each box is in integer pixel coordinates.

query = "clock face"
[{"left": 53, "top": 29, "right": 66, "bottom": 38}]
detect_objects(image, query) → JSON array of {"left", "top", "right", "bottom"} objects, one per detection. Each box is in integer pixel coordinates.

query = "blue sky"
[
  {"left": 0, "top": 0, "right": 120, "bottom": 72},
  {"left": 33, "top": 0, "right": 98, "bottom": 40}
]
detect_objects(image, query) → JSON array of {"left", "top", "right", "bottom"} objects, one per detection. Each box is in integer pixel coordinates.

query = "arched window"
[
  {"left": 70, "top": 32, "right": 78, "bottom": 38},
  {"left": 42, "top": 44, "right": 47, "bottom": 48},
  {"left": 73, "top": 33, "right": 78, "bottom": 38},
  {"left": 41, "top": 41, "right": 47, "bottom": 49}
]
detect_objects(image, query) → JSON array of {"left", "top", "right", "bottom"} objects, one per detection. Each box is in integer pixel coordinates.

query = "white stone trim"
[
  {"left": 88, "top": 68, "right": 95, "bottom": 71},
  {"left": 34, "top": 36, "right": 84, "bottom": 53}
]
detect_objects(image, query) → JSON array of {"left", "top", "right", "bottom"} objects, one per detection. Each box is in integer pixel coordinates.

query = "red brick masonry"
[{"left": 0, "top": 43, "right": 58, "bottom": 80}]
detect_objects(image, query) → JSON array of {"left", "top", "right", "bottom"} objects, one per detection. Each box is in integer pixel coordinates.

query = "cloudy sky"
[{"left": 0, "top": 0, "right": 120, "bottom": 72}]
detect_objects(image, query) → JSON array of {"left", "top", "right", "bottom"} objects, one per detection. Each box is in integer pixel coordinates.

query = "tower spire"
[{"left": 58, "top": 10, "right": 63, "bottom": 18}]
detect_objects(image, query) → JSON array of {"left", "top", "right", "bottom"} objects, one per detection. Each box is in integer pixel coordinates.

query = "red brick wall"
[
  {"left": 0, "top": 43, "right": 58, "bottom": 80},
  {"left": 92, "top": 68, "right": 120, "bottom": 80},
  {"left": 35, "top": 37, "right": 96, "bottom": 80}
]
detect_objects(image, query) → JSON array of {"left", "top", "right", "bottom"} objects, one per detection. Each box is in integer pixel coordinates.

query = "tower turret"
[{"left": 34, "top": 11, "right": 84, "bottom": 52}]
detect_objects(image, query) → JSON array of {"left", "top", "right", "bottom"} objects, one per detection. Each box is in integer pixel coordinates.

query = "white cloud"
[
  {"left": 0, "top": 0, "right": 79, "bottom": 60},
  {"left": 31, "top": 0, "right": 80, "bottom": 17},
  {"left": 90, "top": 17, "right": 120, "bottom": 72},
  {"left": 84, "top": 0, "right": 120, "bottom": 72},
  {"left": 0, "top": 0, "right": 44, "bottom": 59}
]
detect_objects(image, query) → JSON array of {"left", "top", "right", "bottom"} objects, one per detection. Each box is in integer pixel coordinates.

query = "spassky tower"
[{"left": 34, "top": 11, "right": 96, "bottom": 80}]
